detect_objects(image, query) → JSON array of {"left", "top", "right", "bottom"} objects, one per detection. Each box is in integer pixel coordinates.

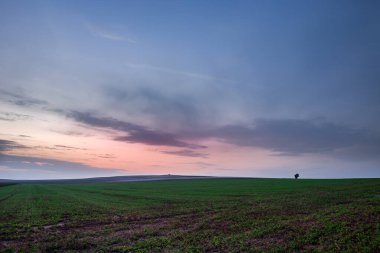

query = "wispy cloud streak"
[
  {"left": 161, "top": 149, "right": 208, "bottom": 158},
  {"left": 125, "top": 62, "right": 236, "bottom": 83},
  {"left": 85, "top": 23, "right": 136, "bottom": 43}
]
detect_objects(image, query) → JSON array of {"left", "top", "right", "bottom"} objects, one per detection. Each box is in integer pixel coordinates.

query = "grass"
[{"left": 0, "top": 178, "right": 379, "bottom": 252}]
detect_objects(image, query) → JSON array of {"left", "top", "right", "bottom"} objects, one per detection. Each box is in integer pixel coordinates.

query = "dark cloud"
[
  {"left": 208, "top": 119, "right": 380, "bottom": 158},
  {"left": 161, "top": 149, "right": 208, "bottom": 158},
  {"left": 0, "top": 90, "right": 47, "bottom": 107},
  {"left": 68, "top": 111, "right": 141, "bottom": 132},
  {"left": 67, "top": 110, "right": 380, "bottom": 160},
  {"left": 19, "top": 135, "right": 31, "bottom": 138},
  {"left": 0, "top": 139, "right": 27, "bottom": 153},
  {"left": 68, "top": 111, "right": 205, "bottom": 149},
  {"left": 54, "top": 145, "right": 87, "bottom": 151}
]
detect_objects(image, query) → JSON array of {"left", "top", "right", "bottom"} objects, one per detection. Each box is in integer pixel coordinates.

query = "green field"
[{"left": 0, "top": 178, "right": 379, "bottom": 252}]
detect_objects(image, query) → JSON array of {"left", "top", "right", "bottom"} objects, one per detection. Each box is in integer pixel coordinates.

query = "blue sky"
[{"left": 0, "top": 0, "right": 379, "bottom": 179}]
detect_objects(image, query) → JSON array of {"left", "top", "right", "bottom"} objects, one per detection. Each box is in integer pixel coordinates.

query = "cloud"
[
  {"left": 0, "top": 112, "right": 32, "bottom": 121},
  {"left": 0, "top": 139, "right": 27, "bottom": 153},
  {"left": 207, "top": 118, "right": 380, "bottom": 158},
  {"left": 85, "top": 23, "right": 136, "bottom": 43},
  {"left": 54, "top": 145, "right": 87, "bottom": 151},
  {"left": 95, "top": 154, "right": 115, "bottom": 159},
  {"left": 64, "top": 109, "right": 380, "bottom": 160},
  {"left": 31, "top": 145, "right": 87, "bottom": 152},
  {"left": 19, "top": 135, "right": 31, "bottom": 138},
  {"left": 0, "top": 90, "right": 47, "bottom": 107},
  {"left": 125, "top": 62, "right": 235, "bottom": 82},
  {"left": 2, "top": 86, "right": 378, "bottom": 162},
  {"left": 161, "top": 149, "right": 208, "bottom": 158},
  {"left": 68, "top": 111, "right": 205, "bottom": 149},
  {"left": 115, "top": 133, "right": 203, "bottom": 149},
  {"left": 184, "top": 162, "right": 215, "bottom": 167},
  {"left": 51, "top": 130, "right": 93, "bottom": 137},
  {"left": 0, "top": 139, "right": 87, "bottom": 154},
  {"left": 22, "top": 160, "right": 53, "bottom": 166}
]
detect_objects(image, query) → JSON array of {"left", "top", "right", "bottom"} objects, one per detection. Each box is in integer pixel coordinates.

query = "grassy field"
[{"left": 0, "top": 178, "right": 379, "bottom": 252}]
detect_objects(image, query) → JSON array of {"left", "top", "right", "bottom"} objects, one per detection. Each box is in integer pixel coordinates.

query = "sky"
[{"left": 0, "top": 0, "right": 379, "bottom": 179}]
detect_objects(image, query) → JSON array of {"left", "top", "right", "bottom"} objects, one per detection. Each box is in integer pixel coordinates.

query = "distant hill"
[{"left": 0, "top": 175, "right": 213, "bottom": 184}]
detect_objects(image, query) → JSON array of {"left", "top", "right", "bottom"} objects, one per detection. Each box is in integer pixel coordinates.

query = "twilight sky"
[{"left": 1, "top": 0, "right": 379, "bottom": 179}]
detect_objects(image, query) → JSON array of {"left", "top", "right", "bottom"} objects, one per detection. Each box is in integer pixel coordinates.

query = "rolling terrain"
[
  {"left": 0, "top": 178, "right": 379, "bottom": 252},
  {"left": 0, "top": 175, "right": 212, "bottom": 184}
]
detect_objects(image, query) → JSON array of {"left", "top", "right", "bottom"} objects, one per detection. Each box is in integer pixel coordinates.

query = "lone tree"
[{"left": 294, "top": 173, "right": 299, "bottom": 179}]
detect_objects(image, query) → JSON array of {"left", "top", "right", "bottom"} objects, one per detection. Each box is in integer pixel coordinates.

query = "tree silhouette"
[{"left": 294, "top": 173, "right": 299, "bottom": 179}]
